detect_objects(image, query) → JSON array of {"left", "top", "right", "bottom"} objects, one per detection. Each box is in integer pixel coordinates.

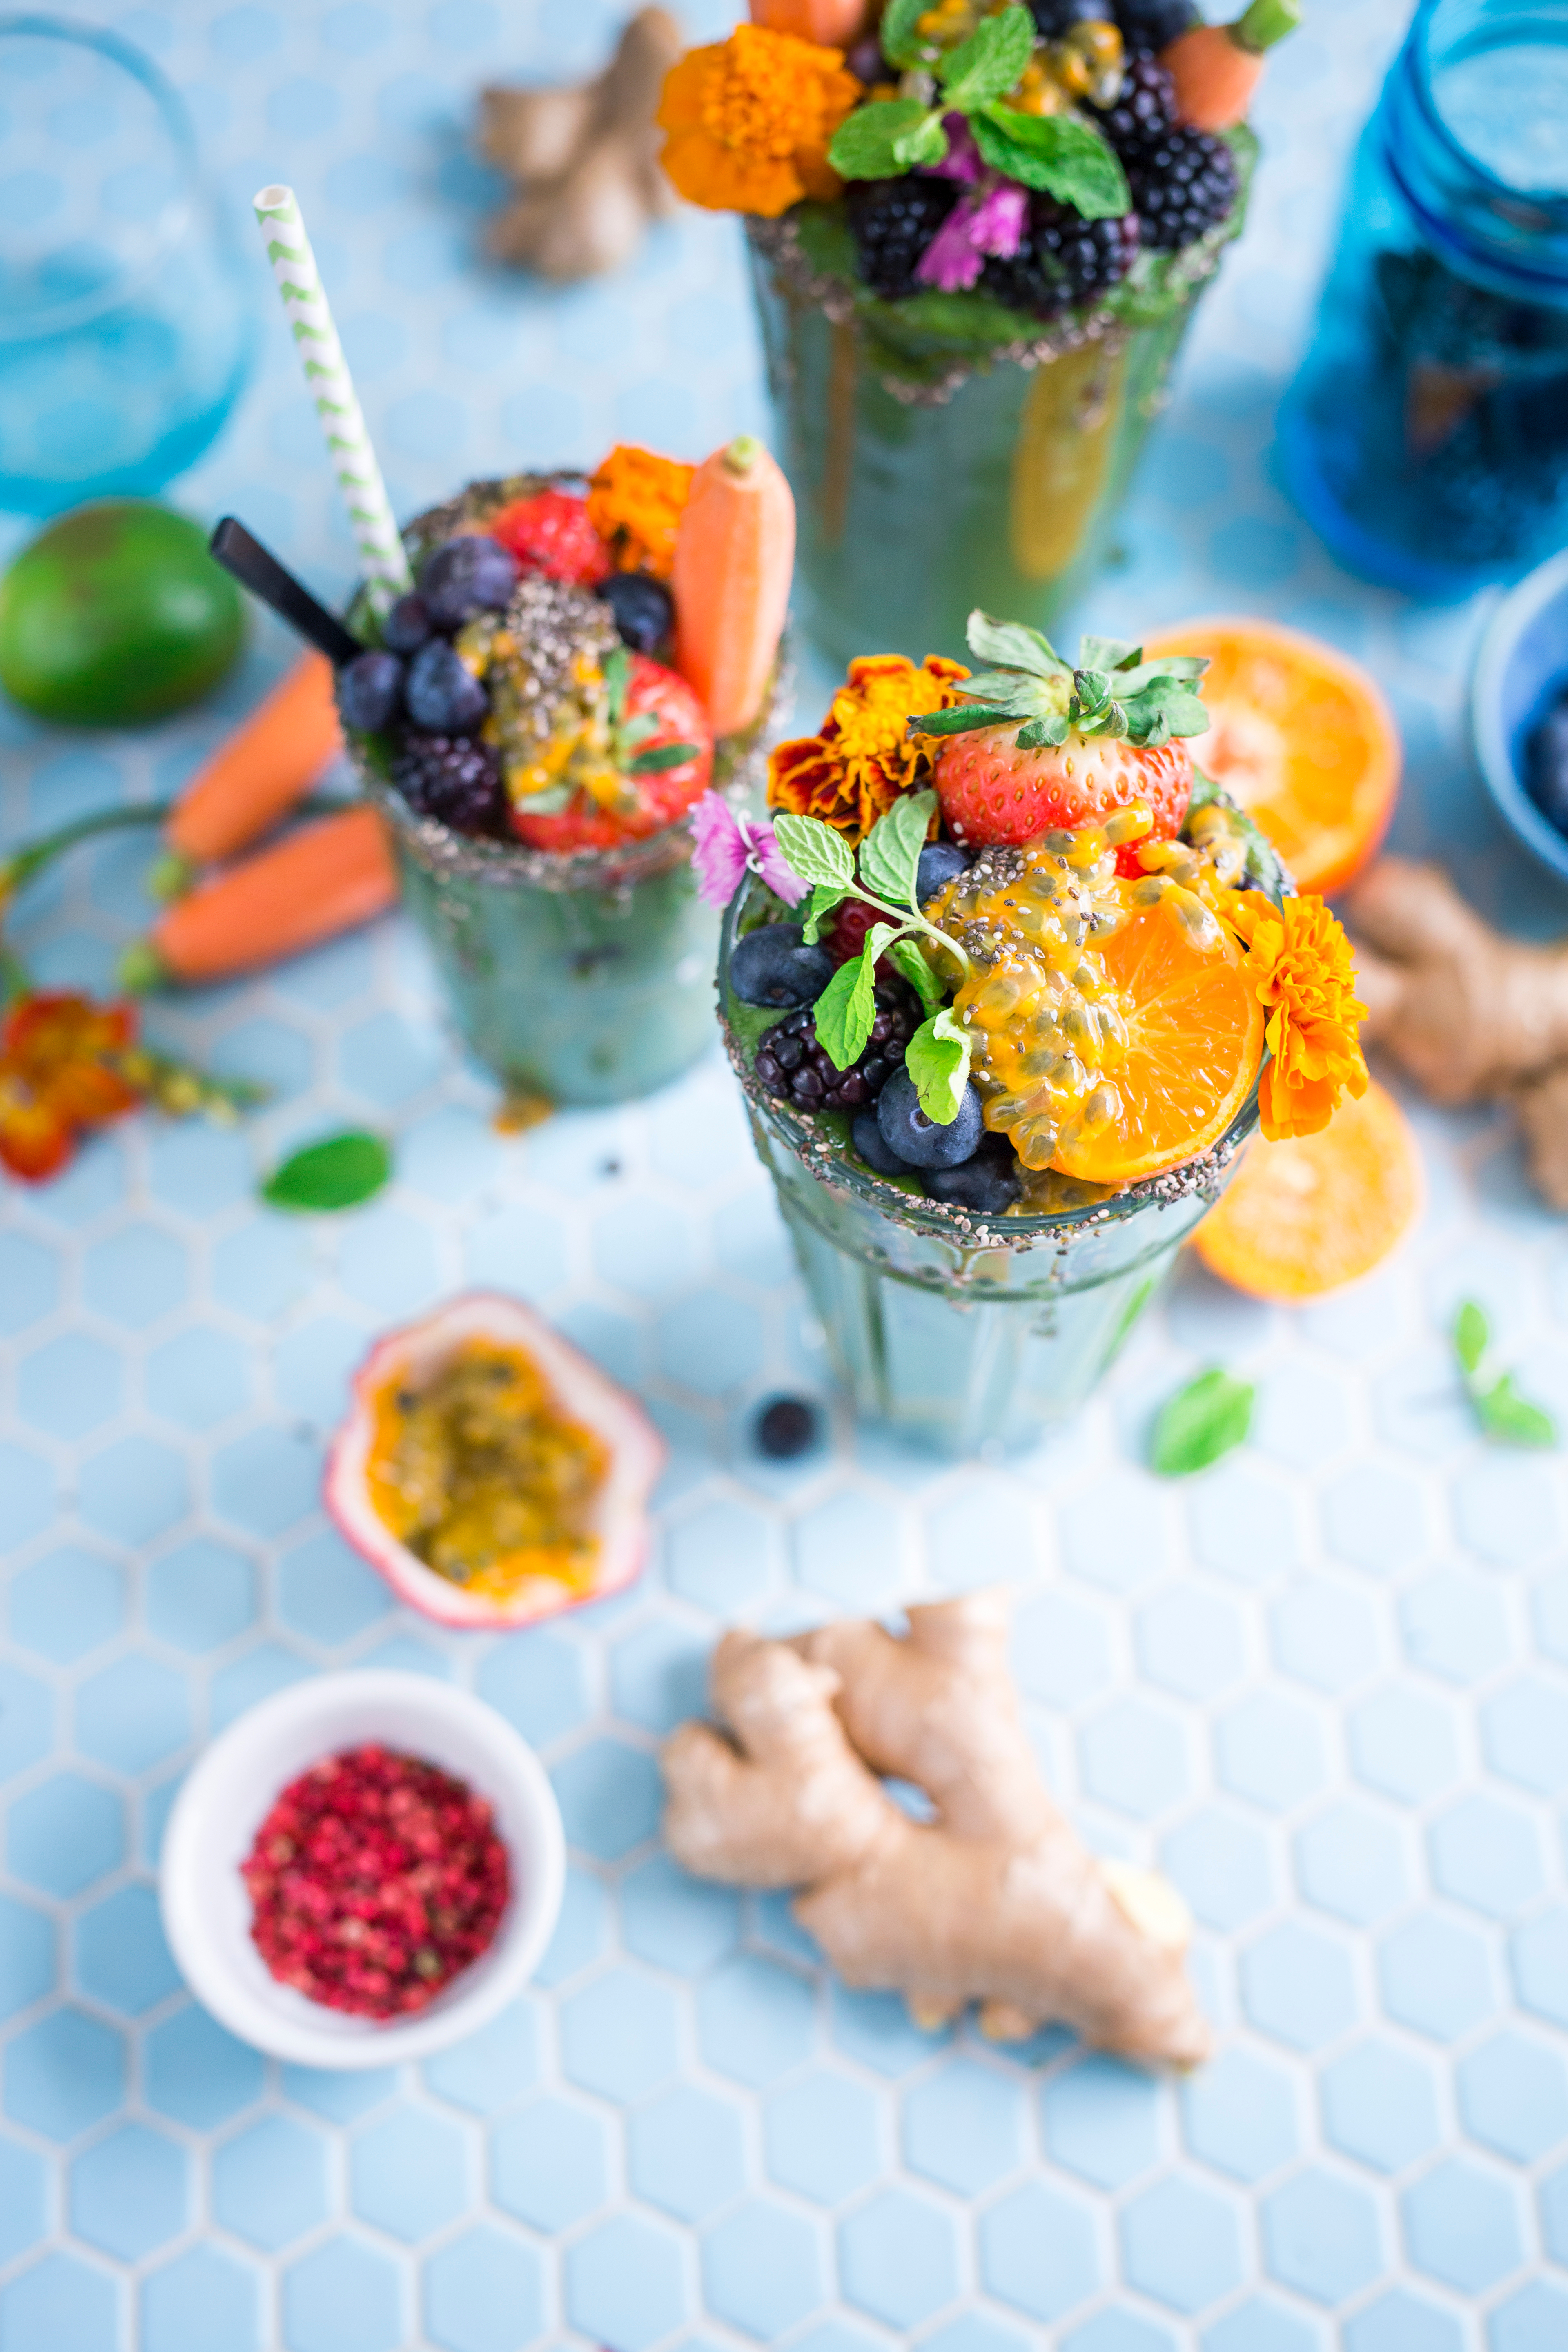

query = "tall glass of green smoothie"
[
  {"left": 660, "top": 2, "right": 1289, "bottom": 668},
  {"left": 703, "top": 608, "right": 1365, "bottom": 1456}
]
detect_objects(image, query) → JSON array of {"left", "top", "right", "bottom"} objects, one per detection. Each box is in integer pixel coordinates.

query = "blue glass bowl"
[{"left": 1472, "top": 548, "right": 1568, "bottom": 888}]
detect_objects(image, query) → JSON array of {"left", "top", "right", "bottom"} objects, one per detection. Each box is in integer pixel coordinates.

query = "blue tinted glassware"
[
  {"left": 0, "top": 16, "right": 252, "bottom": 515},
  {"left": 1278, "top": 0, "right": 1568, "bottom": 596}
]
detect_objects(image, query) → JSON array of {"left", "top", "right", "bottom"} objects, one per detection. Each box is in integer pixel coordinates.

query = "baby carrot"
[
  {"left": 672, "top": 436, "right": 795, "bottom": 741},
  {"left": 749, "top": 0, "right": 870, "bottom": 41},
  {"left": 159, "top": 652, "right": 343, "bottom": 891},
  {"left": 1164, "top": 0, "right": 1299, "bottom": 132},
  {"left": 123, "top": 805, "right": 397, "bottom": 989}
]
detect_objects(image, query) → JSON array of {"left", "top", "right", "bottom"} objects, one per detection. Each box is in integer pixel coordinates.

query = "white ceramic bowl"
[{"left": 160, "top": 1671, "right": 564, "bottom": 2068}]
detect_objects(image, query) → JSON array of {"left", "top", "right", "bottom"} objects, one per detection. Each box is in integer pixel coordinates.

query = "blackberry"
[
  {"left": 1123, "top": 123, "right": 1238, "bottom": 250},
  {"left": 1095, "top": 54, "right": 1178, "bottom": 149},
  {"left": 982, "top": 196, "right": 1139, "bottom": 318},
  {"left": 1111, "top": 0, "right": 1197, "bottom": 54},
  {"left": 755, "top": 987, "right": 918, "bottom": 1114},
  {"left": 393, "top": 732, "right": 510, "bottom": 839},
  {"left": 846, "top": 175, "right": 961, "bottom": 300}
]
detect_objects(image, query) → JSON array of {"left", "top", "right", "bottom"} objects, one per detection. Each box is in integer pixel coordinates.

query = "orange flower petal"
[
  {"left": 656, "top": 45, "right": 720, "bottom": 136},
  {"left": 662, "top": 131, "right": 804, "bottom": 216}
]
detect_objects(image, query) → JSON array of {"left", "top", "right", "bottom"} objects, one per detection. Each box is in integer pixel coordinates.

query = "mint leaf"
[
  {"left": 263, "top": 1130, "right": 391, "bottom": 1213},
  {"left": 1455, "top": 1300, "right": 1489, "bottom": 1376},
  {"left": 860, "top": 788, "right": 935, "bottom": 911},
  {"left": 971, "top": 108, "right": 1129, "bottom": 218},
  {"left": 967, "top": 610, "right": 1071, "bottom": 678},
  {"left": 773, "top": 812, "right": 855, "bottom": 890},
  {"left": 628, "top": 740, "right": 700, "bottom": 774},
  {"left": 879, "top": 0, "right": 933, "bottom": 68},
  {"left": 939, "top": 3, "right": 1035, "bottom": 110},
  {"left": 799, "top": 883, "right": 846, "bottom": 945},
  {"left": 1475, "top": 1375, "right": 1558, "bottom": 1448},
  {"left": 895, "top": 111, "right": 951, "bottom": 168},
  {"left": 888, "top": 937, "right": 944, "bottom": 1013},
  {"left": 815, "top": 927, "right": 895, "bottom": 1070},
  {"left": 905, "top": 1005, "right": 972, "bottom": 1125},
  {"left": 1151, "top": 1369, "right": 1254, "bottom": 1477},
  {"left": 829, "top": 99, "right": 938, "bottom": 181}
]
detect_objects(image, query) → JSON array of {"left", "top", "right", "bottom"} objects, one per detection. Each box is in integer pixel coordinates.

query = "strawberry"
[
  {"left": 511, "top": 655, "right": 713, "bottom": 852},
  {"left": 934, "top": 726, "right": 1194, "bottom": 874},
  {"left": 488, "top": 492, "right": 610, "bottom": 586}
]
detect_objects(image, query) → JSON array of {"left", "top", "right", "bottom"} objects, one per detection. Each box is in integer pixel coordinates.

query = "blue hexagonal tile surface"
[{"left": 3, "top": 1, "right": 1567, "bottom": 2341}]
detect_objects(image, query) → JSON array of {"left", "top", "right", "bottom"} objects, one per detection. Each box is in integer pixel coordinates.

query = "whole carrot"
[
  {"left": 1163, "top": 0, "right": 1300, "bottom": 131},
  {"left": 748, "top": 0, "right": 869, "bottom": 41},
  {"left": 123, "top": 806, "right": 397, "bottom": 989},
  {"left": 156, "top": 652, "right": 343, "bottom": 895},
  {"left": 672, "top": 437, "right": 795, "bottom": 740}
]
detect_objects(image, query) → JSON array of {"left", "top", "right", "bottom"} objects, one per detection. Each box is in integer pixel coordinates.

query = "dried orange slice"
[
  {"left": 1051, "top": 901, "right": 1265, "bottom": 1186},
  {"left": 1143, "top": 617, "right": 1401, "bottom": 896},
  {"left": 1193, "top": 1078, "right": 1420, "bottom": 1301}
]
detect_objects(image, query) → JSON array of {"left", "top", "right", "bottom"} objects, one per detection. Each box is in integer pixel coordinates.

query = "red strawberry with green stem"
[{"left": 510, "top": 650, "right": 712, "bottom": 853}]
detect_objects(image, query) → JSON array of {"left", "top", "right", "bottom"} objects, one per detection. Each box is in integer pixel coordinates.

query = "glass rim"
[
  {"left": 0, "top": 11, "right": 200, "bottom": 343},
  {"left": 1409, "top": 0, "right": 1568, "bottom": 223}
]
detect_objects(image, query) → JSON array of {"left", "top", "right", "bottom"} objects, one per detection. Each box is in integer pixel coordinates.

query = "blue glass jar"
[{"left": 1277, "top": 0, "right": 1568, "bottom": 596}]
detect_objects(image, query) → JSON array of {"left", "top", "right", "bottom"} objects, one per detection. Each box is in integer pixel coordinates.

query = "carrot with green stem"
[
  {"left": 153, "top": 651, "right": 343, "bottom": 897},
  {"left": 672, "top": 436, "right": 795, "bottom": 741},
  {"left": 122, "top": 804, "right": 397, "bottom": 989},
  {"left": 1163, "top": 0, "right": 1300, "bottom": 131}
]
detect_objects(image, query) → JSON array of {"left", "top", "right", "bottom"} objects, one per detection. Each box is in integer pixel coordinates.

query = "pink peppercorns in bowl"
[{"left": 160, "top": 1672, "right": 564, "bottom": 2068}]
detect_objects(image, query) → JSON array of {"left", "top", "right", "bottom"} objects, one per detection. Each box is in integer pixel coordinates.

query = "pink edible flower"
[
  {"left": 691, "top": 791, "right": 808, "bottom": 910},
  {"left": 924, "top": 114, "right": 982, "bottom": 185},
  {"left": 915, "top": 180, "right": 1028, "bottom": 292},
  {"left": 969, "top": 181, "right": 1028, "bottom": 257}
]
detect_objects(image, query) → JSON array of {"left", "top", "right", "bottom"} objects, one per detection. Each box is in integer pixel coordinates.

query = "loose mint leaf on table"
[
  {"left": 860, "top": 787, "right": 936, "bottom": 910},
  {"left": 905, "top": 1006, "right": 972, "bottom": 1124},
  {"left": 1454, "top": 1299, "right": 1489, "bottom": 1376},
  {"left": 829, "top": 99, "right": 942, "bottom": 181},
  {"left": 971, "top": 109, "right": 1129, "bottom": 218},
  {"left": 1151, "top": 1368, "right": 1254, "bottom": 1476},
  {"left": 889, "top": 937, "right": 944, "bottom": 1013},
  {"left": 799, "top": 883, "right": 847, "bottom": 944},
  {"left": 940, "top": 4, "right": 1036, "bottom": 111},
  {"left": 262, "top": 1130, "right": 390, "bottom": 1213},
  {"left": 1474, "top": 1375, "right": 1557, "bottom": 1448},
  {"left": 773, "top": 812, "right": 855, "bottom": 890}
]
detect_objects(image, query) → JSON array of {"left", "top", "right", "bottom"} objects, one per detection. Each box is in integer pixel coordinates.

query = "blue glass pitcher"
[{"left": 1278, "top": 0, "right": 1568, "bottom": 597}]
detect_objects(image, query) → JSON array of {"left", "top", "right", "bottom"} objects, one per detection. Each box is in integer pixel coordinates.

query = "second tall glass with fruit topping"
[
  {"left": 338, "top": 440, "right": 794, "bottom": 1106},
  {"left": 705, "top": 607, "right": 1367, "bottom": 1452},
  {"left": 659, "top": 0, "right": 1294, "bottom": 667}
]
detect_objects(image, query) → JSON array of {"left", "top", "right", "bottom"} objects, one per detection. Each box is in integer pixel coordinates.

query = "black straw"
[{"left": 209, "top": 517, "right": 364, "bottom": 668}]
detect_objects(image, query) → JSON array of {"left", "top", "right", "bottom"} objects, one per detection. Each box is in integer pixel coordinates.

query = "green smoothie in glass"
[
  {"left": 660, "top": 1, "right": 1290, "bottom": 668},
  {"left": 700, "top": 607, "right": 1367, "bottom": 1454}
]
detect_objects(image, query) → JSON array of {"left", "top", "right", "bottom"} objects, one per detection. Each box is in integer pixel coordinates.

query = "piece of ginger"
[
  {"left": 662, "top": 1593, "right": 1210, "bottom": 2067},
  {"left": 478, "top": 10, "right": 680, "bottom": 282},
  {"left": 1346, "top": 856, "right": 1568, "bottom": 1207}
]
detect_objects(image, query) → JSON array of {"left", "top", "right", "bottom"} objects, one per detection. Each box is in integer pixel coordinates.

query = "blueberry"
[
  {"left": 924, "top": 1134, "right": 1021, "bottom": 1213},
  {"left": 875, "top": 1067, "right": 983, "bottom": 1167},
  {"left": 1526, "top": 695, "right": 1568, "bottom": 838},
  {"left": 917, "top": 841, "right": 971, "bottom": 905},
  {"left": 755, "top": 1395, "right": 820, "bottom": 1458},
  {"left": 731, "top": 924, "right": 835, "bottom": 1007},
  {"left": 599, "top": 570, "right": 674, "bottom": 655},
  {"left": 417, "top": 534, "right": 519, "bottom": 629},
  {"left": 405, "top": 639, "right": 488, "bottom": 733},
  {"left": 382, "top": 593, "right": 432, "bottom": 655},
  {"left": 851, "top": 1106, "right": 912, "bottom": 1176},
  {"left": 338, "top": 648, "right": 403, "bottom": 732}
]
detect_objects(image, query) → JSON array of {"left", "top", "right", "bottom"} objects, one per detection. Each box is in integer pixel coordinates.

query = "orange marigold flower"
[
  {"left": 658, "top": 25, "right": 861, "bottom": 219},
  {"left": 768, "top": 655, "right": 971, "bottom": 841},
  {"left": 0, "top": 991, "right": 140, "bottom": 1182},
  {"left": 586, "top": 445, "right": 695, "bottom": 579},
  {"left": 1242, "top": 893, "right": 1369, "bottom": 1142}
]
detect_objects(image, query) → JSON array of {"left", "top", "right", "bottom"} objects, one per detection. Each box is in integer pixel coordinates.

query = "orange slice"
[
  {"left": 1193, "top": 1078, "right": 1421, "bottom": 1301},
  {"left": 1051, "top": 901, "right": 1265, "bottom": 1186},
  {"left": 1143, "top": 617, "right": 1401, "bottom": 896}
]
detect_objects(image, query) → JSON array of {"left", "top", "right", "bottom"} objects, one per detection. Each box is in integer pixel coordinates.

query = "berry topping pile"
[
  {"left": 755, "top": 986, "right": 919, "bottom": 1113},
  {"left": 241, "top": 1744, "right": 509, "bottom": 2019}
]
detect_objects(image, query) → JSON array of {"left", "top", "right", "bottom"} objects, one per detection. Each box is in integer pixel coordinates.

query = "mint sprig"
[
  {"left": 1454, "top": 1301, "right": 1557, "bottom": 1447},
  {"left": 1151, "top": 1368, "right": 1254, "bottom": 1476},
  {"left": 826, "top": 4, "right": 1129, "bottom": 222},
  {"left": 770, "top": 791, "right": 974, "bottom": 1124},
  {"left": 907, "top": 608, "right": 1210, "bottom": 754}
]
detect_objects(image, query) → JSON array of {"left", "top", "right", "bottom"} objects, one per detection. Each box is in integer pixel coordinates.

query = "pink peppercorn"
[{"left": 241, "top": 1744, "right": 510, "bottom": 2019}]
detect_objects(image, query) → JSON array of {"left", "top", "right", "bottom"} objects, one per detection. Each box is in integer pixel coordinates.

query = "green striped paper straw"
[{"left": 253, "top": 183, "right": 412, "bottom": 613}]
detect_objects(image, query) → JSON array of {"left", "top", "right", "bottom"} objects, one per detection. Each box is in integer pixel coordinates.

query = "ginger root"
[
  {"left": 1345, "top": 856, "right": 1568, "bottom": 1207},
  {"left": 478, "top": 10, "right": 680, "bottom": 282},
  {"left": 662, "top": 1593, "right": 1210, "bottom": 2067}
]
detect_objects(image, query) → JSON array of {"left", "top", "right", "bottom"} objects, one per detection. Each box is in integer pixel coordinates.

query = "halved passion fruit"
[{"left": 325, "top": 1293, "right": 664, "bottom": 1629}]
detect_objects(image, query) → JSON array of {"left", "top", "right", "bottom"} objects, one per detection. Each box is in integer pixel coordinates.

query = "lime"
[{"left": 0, "top": 500, "right": 245, "bottom": 726}]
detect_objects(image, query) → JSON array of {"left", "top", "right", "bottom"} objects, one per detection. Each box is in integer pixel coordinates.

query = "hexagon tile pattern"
[{"left": 4, "top": 0, "right": 1568, "bottom": 2346}]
